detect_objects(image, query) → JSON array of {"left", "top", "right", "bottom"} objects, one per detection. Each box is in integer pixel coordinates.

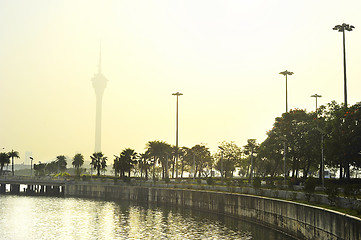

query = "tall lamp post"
[
  {"left": 29, "top": 156, "right": 33, "bottom": 177},
  {"left": 311, "top": 94, "right": 322, "bottom": 111},
  {"left": 316, "top": 127, "right": 326, "bottom": 188},
  {"left": 218, "top": 146, "right": 224, "bottom": 179},
  {"left": 333, "top": 23, "right": 355, "bottom": 107},
  {"left": 279, "top": 70, "right": 294, "bottom": 113},
  {"left": 278, "top": 135, "right": 287, "bottom": 186},
  {"left": 172, "top": 92, "right": 183, "bottom": 178}
]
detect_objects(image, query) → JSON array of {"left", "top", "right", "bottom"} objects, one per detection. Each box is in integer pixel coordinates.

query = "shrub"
[
  {"left": 325, "top": 183, "right": 338, "bottom": 206},
  {"left": 206, "top": 177, "right": 214, "bottom": 185},
  {"left": 225, "top": 179, "right": 233, "bottom": 187},
  {"left": 253, "top": 177, "right": 261, "bottom": 189},
  {"left": 196, "top": 178, "right": 202, "bottom": 184},
  {"left": 122, "top": 176, "right": 131, "bottom": 183},
  {"left": 238, "top": 179, "right": 247, "bottom": 187},
  {"left": 273, "top": 190, "right": 279, "bottom": 198},
  {"left": 354, "top": 201, "right": 361, "bottom": 215},
  {"left": 274, "top": 180, "right": 283, "bottom": 188},
  {"left": 266, "top": 179, "right": 275, "bottom": 188},
  {"left": 304, "top": 178, "right": 317, "bottom": 201},
  {"left": 81, "top": 175, "right": 90, "bottom": 181},
  {"left": 288, "top": 178, "right": 295, "bottom": 190},
  {"left": 343, "top": 185, "right": 357, "bottom": 200},
  {"left": 164, "top": 177, "right": 170, "bottom": 183}
]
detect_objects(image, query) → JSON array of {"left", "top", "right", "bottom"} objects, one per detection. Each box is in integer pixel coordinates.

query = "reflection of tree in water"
[{"left": 110, "top": 201, "right": 295, "bottom": 240}]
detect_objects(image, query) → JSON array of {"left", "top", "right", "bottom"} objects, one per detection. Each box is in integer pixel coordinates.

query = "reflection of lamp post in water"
[{"left": 29, "top": 156, "right": 33, "bottom": 177}]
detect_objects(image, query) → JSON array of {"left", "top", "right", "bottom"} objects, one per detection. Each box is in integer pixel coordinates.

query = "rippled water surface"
[{"left": 0, "top": 195, "right": 295, "bottom": 239}]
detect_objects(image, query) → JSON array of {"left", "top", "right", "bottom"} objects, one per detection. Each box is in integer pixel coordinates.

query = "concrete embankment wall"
[{"left": 65, "top": 183, "right": 361, "bottom": 240}]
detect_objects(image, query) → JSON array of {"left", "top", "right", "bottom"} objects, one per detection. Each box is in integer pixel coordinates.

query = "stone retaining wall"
[{"left": 65, "top": 183, "right": 361, "bottom": 240}]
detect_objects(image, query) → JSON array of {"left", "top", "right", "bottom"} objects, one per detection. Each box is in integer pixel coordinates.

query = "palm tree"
[
  {"left": 8, "top": 150, "right": 19, "bottom": 176},
  {"left": 90, "top": 152, "right": 107, "bottom": 176},
  {"left": 101, "top": 156, "right": 107, "bottom": 175},
  {"left": 113, "top": 149, "right": 137, "bottom": 178},
  {"left": 0, "top": 152, "right": 10, "bottom": 175},
  {"left": 137, "top": 152, "right": 151, "bottom": 179},
  {"left": 179, "top": 147, "right": 188, "bottom": 178},
  {"left": 113, "top": 156, "right": 120, "bottom": 177},
  {"left": 122, "top": 148, "right": 137, "bottom": 177},
  {"left": 146, "top": 140, "right": 172, "bottom": 179},
  {"left": 56, "top": 155, "right": 67, "bottom": 173},
  {"left": 72, "top": 153, "right": 84, "bottom": 176}
]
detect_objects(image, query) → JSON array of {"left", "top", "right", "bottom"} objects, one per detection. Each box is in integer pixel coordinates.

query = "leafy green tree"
[
  {"left": 8, "top": 150, "right": 19, "bottom": 176},
  {"left": 45, "top": 161, "right": 58, "bottom": 174},
  {"left": 0, "top": 152, "right": 10, "bottom": 175},
  {"left": 187, "top": 144, "right": 212, "bottom": 178},
  {"left": 179, "top": 146, "right": 189, "bottom": 178},
  {"left": 258, "top": 109, "right": 323, "bottom": 179},
  {"left": 322, "top": 101, "right": 361, "bottom": 179},
  {"left": 214, "top": 141, "right": 242, "bottom": 178},
  {"left": 257, "top": 131, "right": 284, "bottom": 177},
  {"left": 72, "top": 153, "right": 84, "bottom": 176},
  {"left": 258, "top": 101, "right": 360, "bottom": 180},
  {"left": 34, "top": 163, "right": 46, "bottom": 176},
  {"left": 243, "top": 139, "right": 260, "bottom": 180},
  {"left": 90, "top": 152, "right": 107, "bottom": 176},
  {"left": 270, "top": 109, "right": 321, "bottom": 178}
]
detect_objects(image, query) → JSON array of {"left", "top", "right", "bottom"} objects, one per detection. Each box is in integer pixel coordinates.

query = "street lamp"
[
  {"left": 172, "top": 92, "right": 183, "bottom": 178},
  {"left": 193, "top": 154, "right": 195, "bottom": 180},
  {"left": 311, "top": 94, "right": 322, "bottom": 111},
  {"left": 218, "top": 146, "right": 224, "bottom": 179},
  {"left": 315, "top": 127, "right": 326, "bottom": 189},
  {"left": 278, "top": 135, "right": 287, "bottom": 186},
  {"left": 279, "top": 70, "right": 294, "bottom": 113},
  {"left": 29, "top": 156, "right": 33, "bottom": 177},
  {"left": 333, "top": 23, "right": 355, "bottom": 107}
]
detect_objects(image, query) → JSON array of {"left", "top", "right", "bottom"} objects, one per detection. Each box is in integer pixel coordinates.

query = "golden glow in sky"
[{"left": 1, "top": 0, "right": 361, "bottom": 162}]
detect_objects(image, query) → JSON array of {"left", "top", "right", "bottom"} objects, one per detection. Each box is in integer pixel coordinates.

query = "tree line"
[
  {"left": 257, "top": 101, "right": 361, "bottom": 180},
  {"left": 3, "top": 101, "right": 360, "bottom": 181}
]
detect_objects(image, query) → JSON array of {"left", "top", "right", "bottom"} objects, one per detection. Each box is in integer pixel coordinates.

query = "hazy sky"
[{"left": 1, "top": 0, "right": 361, "bottom": 164}]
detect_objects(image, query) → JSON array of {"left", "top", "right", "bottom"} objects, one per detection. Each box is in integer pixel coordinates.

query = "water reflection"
[{"left": 0, "top": 195, "right": 294, "bottom": 240}]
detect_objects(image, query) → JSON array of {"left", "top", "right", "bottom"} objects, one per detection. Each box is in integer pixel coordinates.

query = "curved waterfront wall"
[{"left": 65, "top": 183, "right": 361, "bottom": 240}]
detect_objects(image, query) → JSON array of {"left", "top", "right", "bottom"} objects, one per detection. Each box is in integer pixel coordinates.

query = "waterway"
[{"left": 0, "top": 195, "right": 296, "bottom": 239}]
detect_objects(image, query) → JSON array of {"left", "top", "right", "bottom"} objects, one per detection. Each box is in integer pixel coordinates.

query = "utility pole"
[
  {"left": 172, "top": 92, "right": 183, "bottom": 178},
  {"left": 279, "top": 70, "right": 294, "bottom": 113},
  {"left": 311, "top": 94, "right": 322, "bottom": 111},
  {"left": 333, "top": 23, "right": 355, "bottom": 107}
]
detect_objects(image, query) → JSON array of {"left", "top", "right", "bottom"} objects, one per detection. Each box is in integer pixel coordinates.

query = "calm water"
[{"left": 0, "top": 195, "right": 295, "bottom": 240}]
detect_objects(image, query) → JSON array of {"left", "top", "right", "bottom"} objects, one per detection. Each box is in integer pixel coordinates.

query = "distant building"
[{"left": 24, "top": 151, "right": 33, "bottom": 165}]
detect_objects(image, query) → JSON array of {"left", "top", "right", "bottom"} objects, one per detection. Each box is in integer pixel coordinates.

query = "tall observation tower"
[{"left": 91, "top": 51, "right": 108, "bottom": 152}]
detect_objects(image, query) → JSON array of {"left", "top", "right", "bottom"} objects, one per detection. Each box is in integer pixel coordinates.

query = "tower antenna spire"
[{"left": 98, "top": 42, "right": 102, "bottom": 73}]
